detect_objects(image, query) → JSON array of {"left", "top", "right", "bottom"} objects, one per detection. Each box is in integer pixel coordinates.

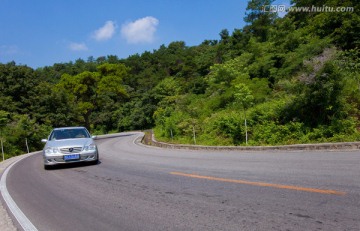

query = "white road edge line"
[
  {"left": 0, "top": 154, "right": 39, "bottom": 231},
  {"left": 132, "top": 132, "right": 143, "bottom": 145}
]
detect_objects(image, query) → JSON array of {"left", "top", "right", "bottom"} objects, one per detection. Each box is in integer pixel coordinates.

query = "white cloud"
[
  {"left": 93, "top": 21, "right": 116, "bottom": 41},
  {"left": 121, "top": 16, "right": 159, "bottom": 44},
  {"left": 69, "top": 42, "right": 88, "bottom": 51}
]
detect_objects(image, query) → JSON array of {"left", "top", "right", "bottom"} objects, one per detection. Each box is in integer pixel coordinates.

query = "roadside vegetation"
[{"left": 1, "top": 0, "right": 359, "bottom": 156}]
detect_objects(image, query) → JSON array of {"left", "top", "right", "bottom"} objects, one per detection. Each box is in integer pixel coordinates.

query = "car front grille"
[{"left": 60, "top": 147, "right": 83, "bottom": 154}]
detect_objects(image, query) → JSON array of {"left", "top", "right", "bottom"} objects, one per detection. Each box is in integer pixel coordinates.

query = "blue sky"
[{"left": 0, "top": 0, "right": 289, "bottom": 68}]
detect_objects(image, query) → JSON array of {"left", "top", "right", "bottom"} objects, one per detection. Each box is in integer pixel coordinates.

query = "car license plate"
[{"left": 64, "top": 154, "right": 80, "bottom": 161}]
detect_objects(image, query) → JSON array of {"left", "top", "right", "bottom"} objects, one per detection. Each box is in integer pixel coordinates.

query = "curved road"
[{"left": 5, "top": 132, "right": 360, "bottom": 231}]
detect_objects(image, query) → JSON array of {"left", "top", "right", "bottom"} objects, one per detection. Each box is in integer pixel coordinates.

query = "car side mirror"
[
  {"left": 91, "top": 136, "right": 97, "bottom": 140},
  {"left": 41, "top": 139, "right": 48, "bottom": 143}
]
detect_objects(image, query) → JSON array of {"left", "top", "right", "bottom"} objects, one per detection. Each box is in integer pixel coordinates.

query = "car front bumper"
[{"left": 43, "top": 151, "right": 98, "bottom": 166}]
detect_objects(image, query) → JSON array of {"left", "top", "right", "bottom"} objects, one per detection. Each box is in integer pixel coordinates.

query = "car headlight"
[
  {"left": 45, "top": 147, "right": 59, "bottom": 154},
  {"left": 84, "top": 143, "right": 96, "bottom": 151}
]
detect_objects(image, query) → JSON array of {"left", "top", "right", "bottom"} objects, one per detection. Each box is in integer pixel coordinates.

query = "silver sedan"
[{"left": 41, "top": 127, "right": 99, "bottom": 169}]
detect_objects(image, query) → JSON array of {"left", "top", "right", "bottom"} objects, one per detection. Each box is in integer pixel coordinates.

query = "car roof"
[{"left": 53, "top": 127, "right": 87, "bottom": 130}]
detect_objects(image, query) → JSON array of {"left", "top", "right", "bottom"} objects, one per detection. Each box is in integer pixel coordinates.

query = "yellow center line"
[{"left": 170, "top": 172, "right": 346, "bottom": 196}]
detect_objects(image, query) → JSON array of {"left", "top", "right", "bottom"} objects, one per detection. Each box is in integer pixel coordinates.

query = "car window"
[{"left": 49, "top": 128, "right": 90, "bottom": 140}]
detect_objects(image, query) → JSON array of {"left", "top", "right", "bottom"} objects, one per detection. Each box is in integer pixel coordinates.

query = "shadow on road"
[{"left": 44, "top": 160, "right": 102, "bottom": 171}]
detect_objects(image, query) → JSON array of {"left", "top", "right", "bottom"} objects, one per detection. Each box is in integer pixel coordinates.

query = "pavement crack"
[{"left": 289, "top": 213, "right": 313, "bottom": 219}]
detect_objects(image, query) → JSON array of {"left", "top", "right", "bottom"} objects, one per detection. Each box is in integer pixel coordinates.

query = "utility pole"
[
  {"left": 234, "top": 83, "right": 253, "bottom": 146},
  {"left": 244, "top": 110, "right": 248, "bottom": 145}
]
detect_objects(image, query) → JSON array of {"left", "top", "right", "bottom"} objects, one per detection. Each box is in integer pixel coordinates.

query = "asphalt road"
[{"left": 6, "top": 132, "right": 360, "bottom": 231}]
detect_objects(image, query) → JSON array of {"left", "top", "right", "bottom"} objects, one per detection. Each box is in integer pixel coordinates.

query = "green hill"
[{"left": 1, "top": 0, "right": 359, "bottom": 156}]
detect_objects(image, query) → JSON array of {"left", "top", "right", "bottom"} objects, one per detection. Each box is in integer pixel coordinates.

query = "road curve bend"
[{"left": 3, "top": 132, "right": 360, "bottom": 231}]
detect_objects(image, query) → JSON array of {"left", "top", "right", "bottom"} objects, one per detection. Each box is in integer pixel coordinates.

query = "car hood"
[{"left": 44, "top": 138, "right": 94, "bottom": 148}]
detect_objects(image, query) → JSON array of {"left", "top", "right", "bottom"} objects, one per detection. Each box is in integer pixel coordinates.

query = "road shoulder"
[
  {"left": 0, "top": 152, "right": 40, "bottom": 231},
  {"left": 143, "top": 130, "right": 360, "bottom": 151}
]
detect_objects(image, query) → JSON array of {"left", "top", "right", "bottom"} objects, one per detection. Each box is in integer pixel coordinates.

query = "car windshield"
[{"left": 49, "top": 128, "right": 90, "bottom": 140}]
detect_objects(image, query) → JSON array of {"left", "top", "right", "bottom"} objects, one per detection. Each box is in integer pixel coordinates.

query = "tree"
[
  {"left": 0, "top": 63, "right": 40, "bottom": 115},
  {"left": 244, "top": 0, "right": 277, "bottom": 42},
  {"left": 57, "top": 64, "right": 128, "bottom": 130},
  {"left": 153, "top": 77, "right": 182, "bottom": 102},
  {"left": 234, "top": 83, "right": 254, "bottom": 144},
  {"left": 0, "top": 111, "right": 9, "bottom": 129}
]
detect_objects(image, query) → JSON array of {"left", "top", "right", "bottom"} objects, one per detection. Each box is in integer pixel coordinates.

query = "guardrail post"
[
  {"left": 1, "top": 139, "right": 4, "bottom": 161},
  {"left": 25, "top": 138, "right": 30, "bottom": 154}
]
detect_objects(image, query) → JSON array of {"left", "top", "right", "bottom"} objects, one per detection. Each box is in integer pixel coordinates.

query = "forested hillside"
[{"left": 1, "top": 0, "right": 359, "bottom": 157}]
